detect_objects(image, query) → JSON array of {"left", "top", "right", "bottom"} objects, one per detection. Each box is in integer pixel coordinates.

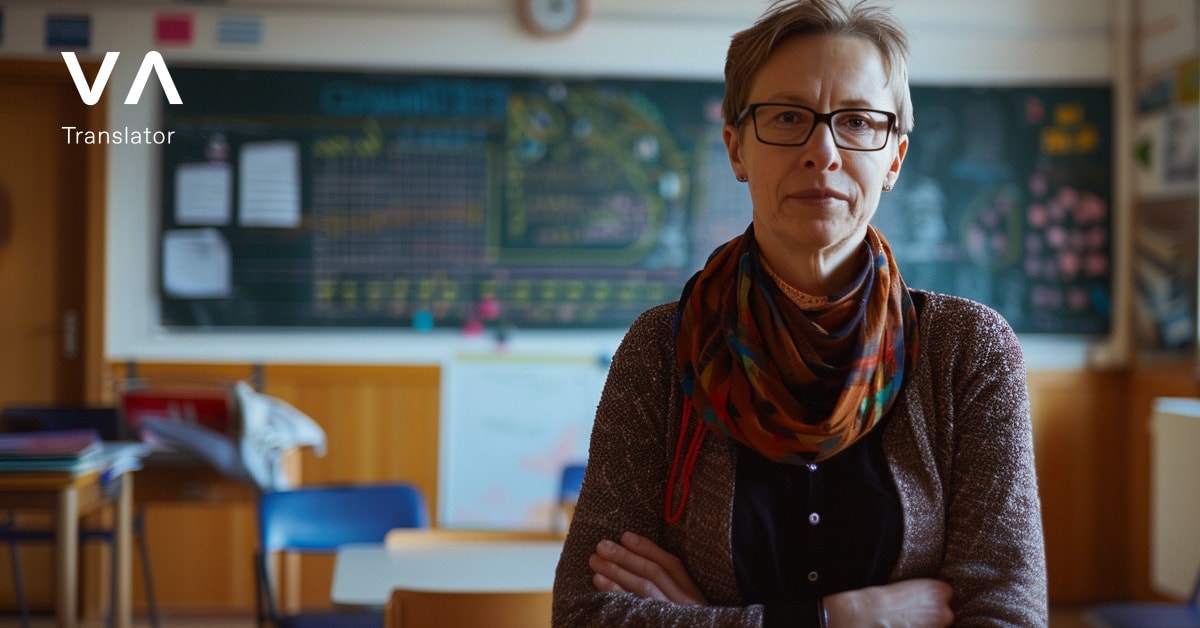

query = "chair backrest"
[
  {"left": 557, "top": 463, "right": 586, "bottom": 530},
  {"left": 259, "top": 483, "right": 430, "bottom": 553},
  {"left": 0, "top": 406, "right": 126, "bottom": 440},
  {"left": 257, "top": 483, "right": 430, "bottom": 626},
  {"left": 558, "top": 463, "right": 586, "bottom": 506},
  {"left": 384, "top": 588, "right": 551, "bottom": 628}
]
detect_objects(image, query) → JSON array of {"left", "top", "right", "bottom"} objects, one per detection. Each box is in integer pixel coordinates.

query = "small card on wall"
[
  {"left": 46, "top": 14, "right": 91, "bottom": 49},
  {"left": 217, "top": 13, "right": 262, "bottom": 46},
  {"left": 156, "top": 13, "right": 194, "bottom": 47}
]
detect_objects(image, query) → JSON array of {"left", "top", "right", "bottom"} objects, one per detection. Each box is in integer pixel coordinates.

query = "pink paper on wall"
[{"left": 156, "top": 13, "right": 193, "bottom": 46}]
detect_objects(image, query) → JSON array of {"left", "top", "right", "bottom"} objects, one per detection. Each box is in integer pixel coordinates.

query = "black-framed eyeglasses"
[{"left": 735, "top": 103, "right": 897, "bottom": 151}]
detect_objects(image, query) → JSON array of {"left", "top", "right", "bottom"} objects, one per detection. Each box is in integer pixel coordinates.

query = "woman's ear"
[
  {"left": 889, "top": 134, "right": 909, "bottom": 180},
  {"left": 723, "top": 124, "right": 747, "bottom": 181}
]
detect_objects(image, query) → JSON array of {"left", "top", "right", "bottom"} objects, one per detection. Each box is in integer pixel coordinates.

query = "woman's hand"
[
  {"left": 587, "top": 531, "right": 708, "bottom": 606},
  {"left": 823, "top": 578, "right": 954, "bottom": 627}
]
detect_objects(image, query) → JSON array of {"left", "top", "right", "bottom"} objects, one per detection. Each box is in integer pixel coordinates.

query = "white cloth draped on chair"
[{"left": 139, "top": 381, "right": 326, "bottom": 491}]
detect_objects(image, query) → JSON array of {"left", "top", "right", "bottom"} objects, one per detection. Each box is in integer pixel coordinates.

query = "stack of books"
[{"left": 0, "top": 429, "right": 147, "bottom": 475}]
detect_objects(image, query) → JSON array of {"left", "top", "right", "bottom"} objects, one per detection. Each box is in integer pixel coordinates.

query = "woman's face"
[{"left": 724, "top": 33, "right": 908, "bottom": 280}]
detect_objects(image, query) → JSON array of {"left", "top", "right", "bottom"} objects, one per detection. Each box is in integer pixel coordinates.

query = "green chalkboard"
[
  {"left": 158, "top": 68, "right": 1111, "bottom": 334},
  {"left": 159, "top": 68, "right": 734, "bottom": 330},
  {"left": 874, "top": 86, "right": 1113, "bottom": 334}
]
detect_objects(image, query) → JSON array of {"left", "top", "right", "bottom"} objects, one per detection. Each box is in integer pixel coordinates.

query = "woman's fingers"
[
  {"left": 824, "top": 578, "right": 954, "bottom": 627},
  {"left": 590, "top": 572, "right": 626, "bottom": 594},
  {"left": 588, "top": 540, "right": 669, "bottom": 601},
  {"left": 591, "top": 572, "right": 614, "bottom": 591},
  {"left": 587, "top": 532, "right": 707, "bottom": 605},
  {"left": 616, "top": 532, "right": 707, "bottom": 604}
]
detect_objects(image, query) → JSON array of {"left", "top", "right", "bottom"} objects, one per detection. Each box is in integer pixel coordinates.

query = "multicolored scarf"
[{"left": 666, "top": 223, "right": 919, "bottom": 522}]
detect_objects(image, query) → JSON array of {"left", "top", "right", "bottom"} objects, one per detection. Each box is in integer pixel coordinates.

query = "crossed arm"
[{"left": 589, "top": 530, "right": 954, "bottom": 627}]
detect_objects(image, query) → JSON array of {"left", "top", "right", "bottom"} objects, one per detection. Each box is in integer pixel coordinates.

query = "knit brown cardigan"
[{"left": 552, "top": 291, "right": 1048, "bottom": 627}]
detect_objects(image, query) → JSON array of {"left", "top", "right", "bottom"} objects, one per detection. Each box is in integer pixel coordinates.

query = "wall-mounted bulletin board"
[{"left": 159, "top": 67, "right": 1112, "bottom": 335}]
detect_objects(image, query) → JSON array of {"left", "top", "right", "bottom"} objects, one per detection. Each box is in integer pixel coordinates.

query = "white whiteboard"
[{"left": 438, "top": 352, "right": 610, "bottom": 530}]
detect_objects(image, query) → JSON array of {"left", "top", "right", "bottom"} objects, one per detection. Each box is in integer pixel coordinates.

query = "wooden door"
[
  {"left": 0, "top": 61, "right": 92, "bottom": 407},
  {"left": 0, "top": 59, "right": 108, "bottom": 616}
]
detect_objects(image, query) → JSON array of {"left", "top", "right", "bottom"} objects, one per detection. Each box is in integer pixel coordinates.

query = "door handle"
[{"left": 63, "top": 309, "right": 79, "bottom": 359}]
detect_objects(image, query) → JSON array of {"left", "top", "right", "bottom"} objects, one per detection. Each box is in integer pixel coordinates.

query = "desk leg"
[
  {"left": 57, "top": 485, "right": 79, "bottom": 628},
  {"left": 114, "top": 473, "right": 133, "bottom": 628}
]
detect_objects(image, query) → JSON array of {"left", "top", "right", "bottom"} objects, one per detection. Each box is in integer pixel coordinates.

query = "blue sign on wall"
[{"left": 46, "top": 14, "right": 91, "bottom": 49}]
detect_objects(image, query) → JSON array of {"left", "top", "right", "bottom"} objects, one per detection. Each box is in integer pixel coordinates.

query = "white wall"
[{"left": 0, "top": 0, "right": 1118, "bottom": 367}]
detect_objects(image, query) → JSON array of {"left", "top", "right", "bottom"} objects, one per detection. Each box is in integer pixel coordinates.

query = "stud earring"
[
  {"left": 883, "top": 181, "right": 893, "bottom": 192},
  {"left": 737, "top": 174, "right": 748, "bottom": 182}
]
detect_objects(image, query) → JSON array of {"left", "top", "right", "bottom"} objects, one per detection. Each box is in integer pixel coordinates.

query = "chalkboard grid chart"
[{"left": 159, "top": 69, "right": 737, "bottom": 331}]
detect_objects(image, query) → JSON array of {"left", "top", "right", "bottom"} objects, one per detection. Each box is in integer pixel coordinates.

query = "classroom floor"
[{"left": 5, "top": 606, "right": 1096, "bottom": 627}]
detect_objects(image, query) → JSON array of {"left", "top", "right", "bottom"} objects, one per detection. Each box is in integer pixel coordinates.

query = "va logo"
[{"left": 61, "top": 51, "right": 182, "bottom": 106}]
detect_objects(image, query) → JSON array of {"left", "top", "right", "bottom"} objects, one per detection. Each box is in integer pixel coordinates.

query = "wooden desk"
[
  {"left": 331, "top": 539, "right": 564, "bottom": 607},
  {"left": 0, "top": 469, "right": 134, "bottom": 628}
]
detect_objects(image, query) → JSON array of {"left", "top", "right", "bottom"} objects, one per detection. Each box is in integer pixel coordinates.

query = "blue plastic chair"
[
  {"left": 255, "top": 483, "right": 430, "bottom": 628},
  {"left": 0, "top": 406, "right": 159, "bottom": 628},
  {"left": 559, "top": 463, "right": 586, "bottom": 506},
  {"left": 557, "top": 462, "right": 586, "bottom": 531},
  {"left": 1085, "top": 567, "right": 1200, "bottom": 627}
]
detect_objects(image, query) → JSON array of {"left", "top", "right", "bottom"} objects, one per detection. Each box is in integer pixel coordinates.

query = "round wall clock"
[{"left": 517, "top": 0, "right": 589, "bottom": 37}]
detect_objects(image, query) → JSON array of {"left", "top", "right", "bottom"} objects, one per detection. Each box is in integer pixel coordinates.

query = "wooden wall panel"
[
  {"left": 1027, "top": 369, "right": 1129, "bottom": 603},
  {"left": 260, "top": 365, "right": 441, "bottom": 509},
  {"left": 141, "top": 504, "right": 258, "bottom": 611}
]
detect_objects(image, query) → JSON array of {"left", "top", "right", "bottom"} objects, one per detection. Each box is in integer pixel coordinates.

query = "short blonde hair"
[{"left": 723, "top": 0, "right": 914, "bottom": 134}]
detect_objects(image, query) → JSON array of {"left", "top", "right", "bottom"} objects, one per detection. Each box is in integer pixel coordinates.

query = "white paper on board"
[
  {"left": 239, "top": 140, "right": 302, "bottom": 228},
  {"left": 162, "top": 228, "right": 232, "bottom": 298},
  {"left": 175, "top": 162, "right": 233, "bottom": 225}
]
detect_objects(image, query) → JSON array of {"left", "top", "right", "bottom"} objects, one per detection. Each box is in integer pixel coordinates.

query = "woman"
[{"left": 552, "top": 0, "right": 1047, "bottom": 626}]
